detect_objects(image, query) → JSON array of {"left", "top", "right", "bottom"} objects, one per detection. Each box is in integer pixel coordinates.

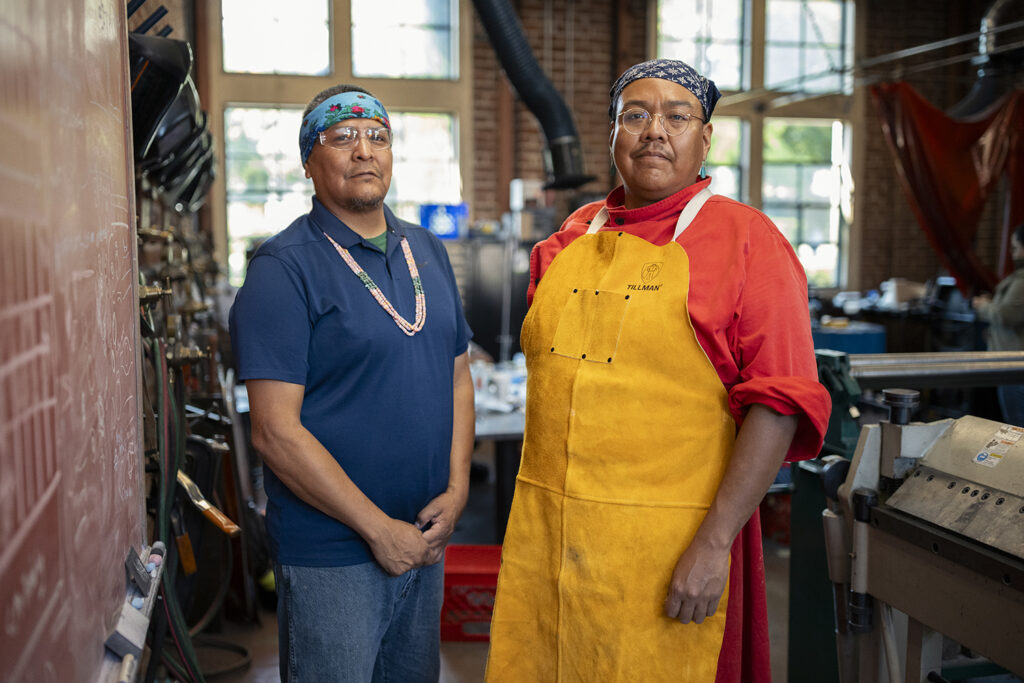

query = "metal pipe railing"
[
  {"left": 849, "top": 351, "right": 1024, "bottom": 366},
  {"left": 847, "top": 352, "right": 1024, "bottom": 388}
]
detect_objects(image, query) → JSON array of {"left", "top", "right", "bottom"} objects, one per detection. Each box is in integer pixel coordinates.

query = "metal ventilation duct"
[{"left": 473, "top": 0, "right": 595, "bottom": 190}]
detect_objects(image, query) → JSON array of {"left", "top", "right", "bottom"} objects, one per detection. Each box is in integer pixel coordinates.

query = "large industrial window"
[
  {"left": 656, "top": 0, "right": 855, "bottom": 288},
  {"left": 221, "top": 0, "right": 331, "bottom": 76},
  {"left": 706, "top": 116, "right": 745, "bottom": 202},
  {"left": 657, "top": 0, "right": 746, "bottom": 92},
  {"left": 762, "top": 119, "right": 850, "bottom": 287},
  {"left": 351, "top": 0, "right": 458, "bottom": 79},
  {"left": 387, "top": 112, "right": 462, "bottom": 222},
  {"left": 223, "top": 107, "right": 309, "bottom": 286},
  {"left": 765, "top": 0, "right": 854, "bottom": 93},
  {"left": 205, "top": 0, "right": 471, "bottom": 281},
  {"left": 223, "top": 107, "right": 462, "bottom": 285}
]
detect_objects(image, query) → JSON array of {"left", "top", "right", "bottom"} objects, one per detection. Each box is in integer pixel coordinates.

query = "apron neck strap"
[{"left": 587, "top": 187, "right": 714, "bottom": 241}]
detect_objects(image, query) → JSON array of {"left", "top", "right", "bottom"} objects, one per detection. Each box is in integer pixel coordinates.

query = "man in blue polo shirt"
[{"left": 229, "top": 84, "right": 474, "bottom": 682}]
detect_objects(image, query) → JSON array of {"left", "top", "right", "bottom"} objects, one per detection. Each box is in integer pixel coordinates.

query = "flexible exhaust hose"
[{"left": 472, "top": 0, "right": 595, "bottom": 190}]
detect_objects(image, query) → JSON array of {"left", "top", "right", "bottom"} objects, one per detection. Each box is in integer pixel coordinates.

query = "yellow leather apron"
[{"left": 486, "top": 189, "right": 736, "bottom": 682}]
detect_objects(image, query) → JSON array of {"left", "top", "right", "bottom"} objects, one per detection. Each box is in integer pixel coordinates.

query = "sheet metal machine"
[{"left": 797, "top": 351, "right": 1024, "bottom": 682}]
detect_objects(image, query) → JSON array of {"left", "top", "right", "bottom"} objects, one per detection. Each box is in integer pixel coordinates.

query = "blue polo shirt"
[{"left": 229, "top": 198, "right": 471, "bottom": 567}]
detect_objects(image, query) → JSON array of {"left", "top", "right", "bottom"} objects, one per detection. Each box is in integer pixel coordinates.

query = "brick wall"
[
  {"left": 471, "top": 0, "right": 647, "bottom": 227},
  {"left": 472, "top": 16, "right": 504, "bottom": 222}
]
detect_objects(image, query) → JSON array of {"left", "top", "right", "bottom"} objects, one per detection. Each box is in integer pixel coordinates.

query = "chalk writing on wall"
[{"left": 0, "top": 1, "right": 142, "bottom": 680}]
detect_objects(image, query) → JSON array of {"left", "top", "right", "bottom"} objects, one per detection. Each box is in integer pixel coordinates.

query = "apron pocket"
[{"left": 549, "top": 287, "right": 630, "bottom": 363}]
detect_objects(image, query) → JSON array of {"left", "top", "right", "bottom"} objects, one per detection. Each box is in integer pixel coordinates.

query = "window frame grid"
[
  {"left": 652, "top": 0, "right": 857, "bottom": 288},
  {"left": 199, "top": 0, "right": 474, "bottom": 276}
]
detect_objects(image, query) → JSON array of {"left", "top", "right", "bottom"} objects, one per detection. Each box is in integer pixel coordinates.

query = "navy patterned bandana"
[{"left": 609, "top": 59, "right": 722, "bottom": 121}]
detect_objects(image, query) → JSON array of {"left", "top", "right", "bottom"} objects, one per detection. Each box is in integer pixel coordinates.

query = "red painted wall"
[{"left": 0, "top": 2, "right": 142, "bottom": 680}]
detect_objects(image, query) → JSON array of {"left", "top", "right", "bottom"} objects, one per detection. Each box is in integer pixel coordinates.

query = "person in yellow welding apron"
[{"left": 486, "top": 59, "right": 830, "bottom": 682}]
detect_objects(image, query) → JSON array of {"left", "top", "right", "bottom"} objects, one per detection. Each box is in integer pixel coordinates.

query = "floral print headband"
[{"left": 299, "top": 91, "right": 391, "bottom": 164}]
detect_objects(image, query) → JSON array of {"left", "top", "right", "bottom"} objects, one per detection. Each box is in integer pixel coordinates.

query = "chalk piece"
[
  {"left": 124, "top": 547, "right": 152, "bottom": 595},
  {"left": 131, "top": 596, "right": 144, "bottom": 609},
  {"left": 145, "top": 562, "right": 156, "bottom": 572},
  {"left": 148, "top": 554, "right": 162, "bottom": 566},
  {"left": 150, "top": 541, "right": 166, "bottom": 555},
  {"left": 105, "top": 599, "right": 149, "bottom": 658}
]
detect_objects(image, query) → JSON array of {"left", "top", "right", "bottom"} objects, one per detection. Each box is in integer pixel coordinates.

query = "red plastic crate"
[{"left": 441, "top": 544, "right": 501, "bottom": 642}]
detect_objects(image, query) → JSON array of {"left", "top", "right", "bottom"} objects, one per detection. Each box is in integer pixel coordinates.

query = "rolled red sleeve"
[{"left": 729, "top": 377, "right": 831, "bottom": 461}]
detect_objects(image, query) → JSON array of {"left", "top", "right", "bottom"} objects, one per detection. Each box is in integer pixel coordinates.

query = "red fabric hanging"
[{"left": 870, "top": 82, "right": 1024, "bottom": 293}]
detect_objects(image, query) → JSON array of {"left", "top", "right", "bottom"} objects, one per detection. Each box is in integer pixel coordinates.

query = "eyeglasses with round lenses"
[
  {"left": 618, "top": 107, "right": 706, "bottom": 136},
  {"left": 318, "top": 125, "right": 393, "bottom": 150}
]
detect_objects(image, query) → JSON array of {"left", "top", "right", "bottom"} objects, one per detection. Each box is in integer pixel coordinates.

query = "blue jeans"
[{"left": 275, "top": 560, "right": 444, "bottom": 683}]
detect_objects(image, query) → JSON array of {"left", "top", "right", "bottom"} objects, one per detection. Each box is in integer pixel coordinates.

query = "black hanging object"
[
  {"left": 138, "top": 78, "right": 200, "bottom": 173},
  {"left": 127, "top": 33, "right": 192, "bottom": 159}
]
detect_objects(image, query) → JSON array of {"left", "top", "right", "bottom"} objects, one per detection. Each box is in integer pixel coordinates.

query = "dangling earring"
[{"left": 700, "top": 160, "right": 707, "bottom": 178}]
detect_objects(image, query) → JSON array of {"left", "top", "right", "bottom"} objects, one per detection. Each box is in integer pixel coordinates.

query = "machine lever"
[
  {"left": 821, "top": 454, "right": 850, "bottom": 503},
  {"left": 177, "top": 470, "right": 241, "bottom": 537}
]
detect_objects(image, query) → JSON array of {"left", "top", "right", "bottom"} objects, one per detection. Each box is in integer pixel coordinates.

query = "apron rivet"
[
  {"left": 607, "top": 358, "right": 612, "bottom": 363},
  {"left": 573, "top": 288, "right": 578, "bottom": 293},
  {"left": 581, "top": 354, "right": 587, "bottom": 359},
  {"left": 550, "top": 347, "right": 555, "bottom": 352},
  {"left": 618, "top": 231, "right": 623, "bottom": 236},
  {"left": 594, "top": 290, "right": 599, "bottom": 295},
  {"left": 625, "top": 295, "right": 630, "bottom": 300}
]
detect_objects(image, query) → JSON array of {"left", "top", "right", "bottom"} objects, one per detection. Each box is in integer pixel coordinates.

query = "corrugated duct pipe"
[{"left": 473, "top": 0, "right": 595, "bottom": 190}]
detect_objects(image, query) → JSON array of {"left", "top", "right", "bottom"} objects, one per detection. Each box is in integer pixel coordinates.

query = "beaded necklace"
[{"left": 322, "top": 230, "right": 426, "bottom": 336}]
